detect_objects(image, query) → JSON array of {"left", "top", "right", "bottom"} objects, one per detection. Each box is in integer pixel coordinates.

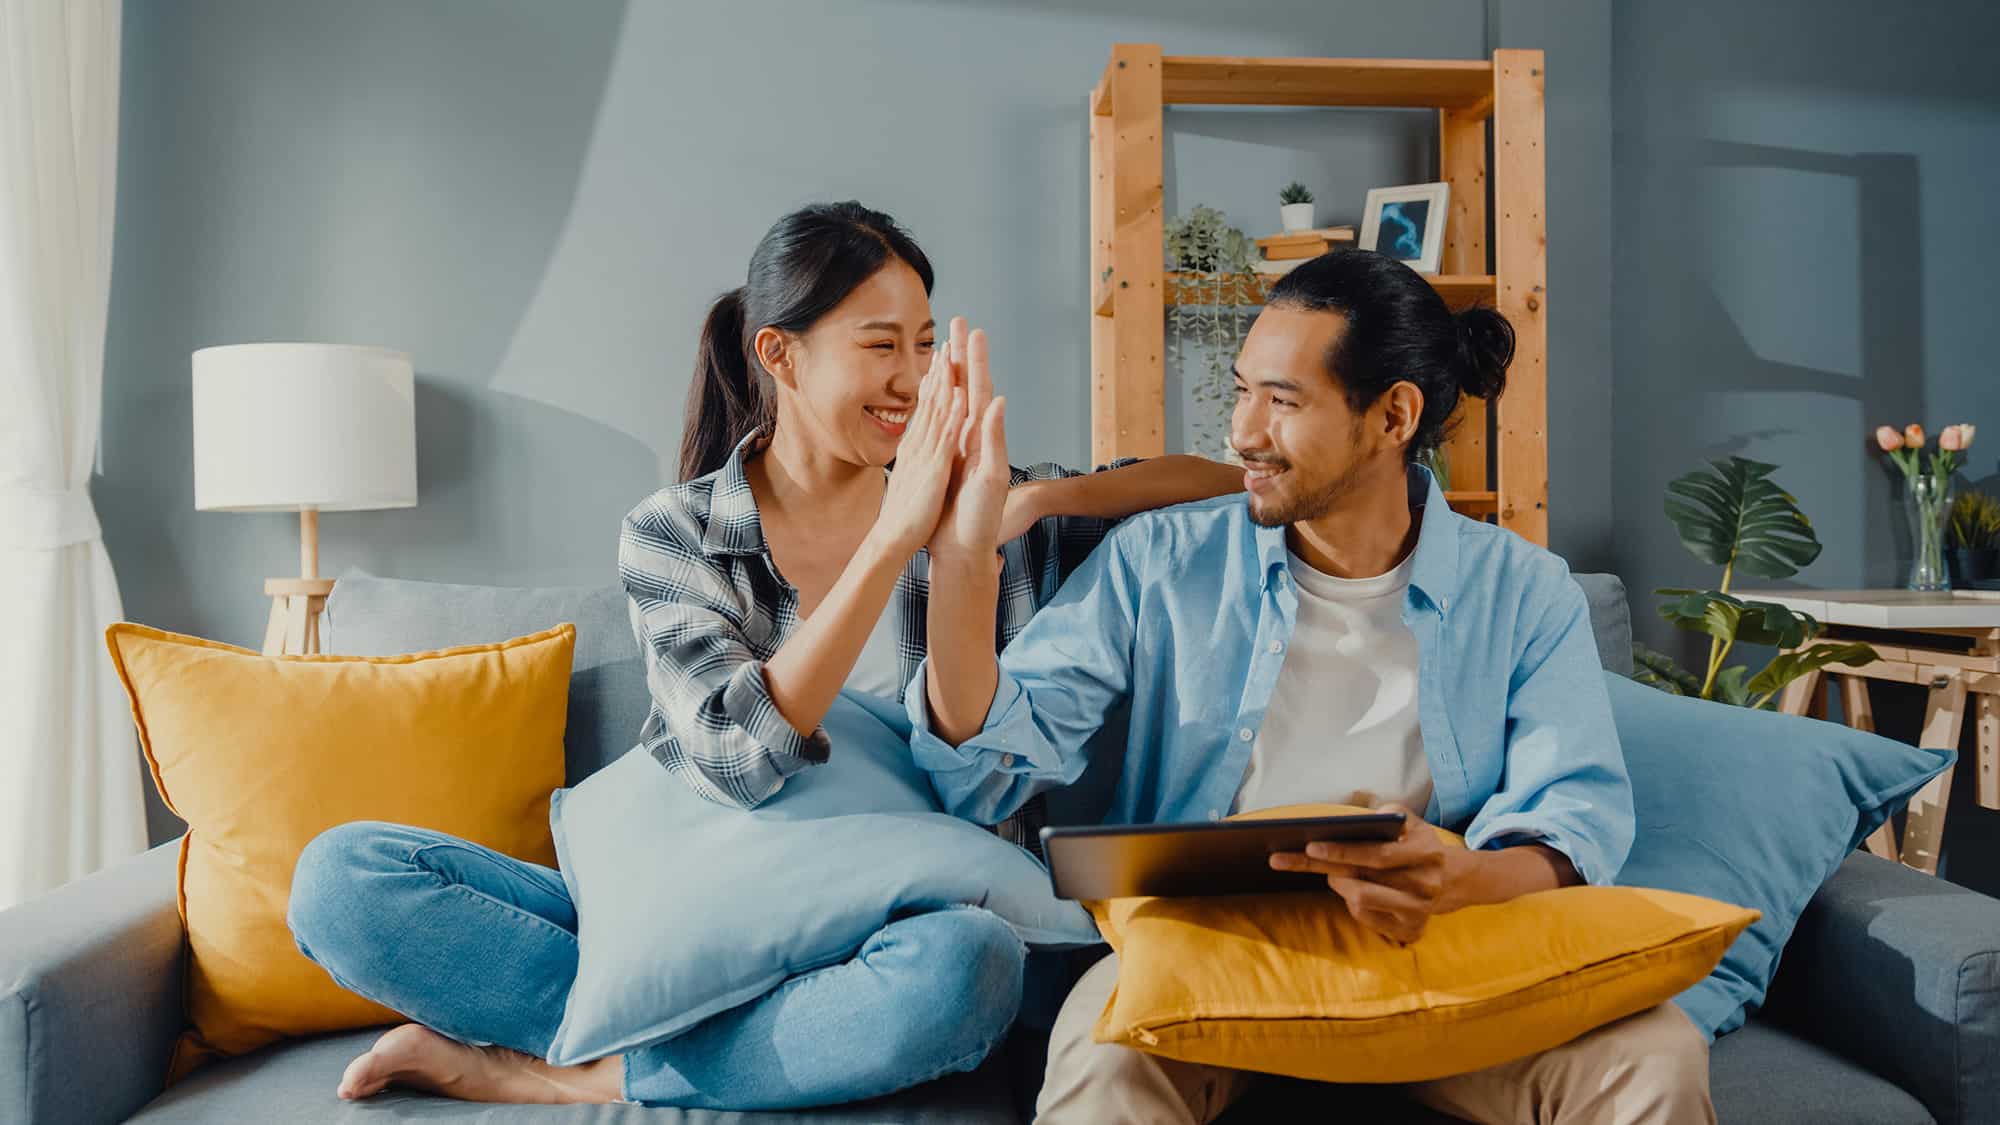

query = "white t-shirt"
[
  {"left": 1231, "top": 540, "right": 1432, "bottom": 816},
  {"left": 843, "top": 599, "right": 903, "bottom": 701}
]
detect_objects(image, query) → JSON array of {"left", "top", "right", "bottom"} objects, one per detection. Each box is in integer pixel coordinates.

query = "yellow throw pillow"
[
  {"left": 1089, "top": 804, "right": 1758, "bottom": 1084},
  {"left": 106, "top": 622, "right": 575, "bottom": 1081}
]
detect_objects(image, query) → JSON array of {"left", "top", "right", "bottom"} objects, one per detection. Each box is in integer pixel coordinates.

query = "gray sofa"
[{"left": 5, "top": 573, "right": 1997, "bottom": 1124}]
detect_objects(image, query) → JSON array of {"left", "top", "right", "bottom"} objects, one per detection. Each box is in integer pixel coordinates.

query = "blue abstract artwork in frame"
[{"left": 1380, "top": 200, "right": 1429, "bottom": 261}]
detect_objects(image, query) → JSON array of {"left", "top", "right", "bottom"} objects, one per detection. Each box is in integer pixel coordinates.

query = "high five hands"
[
  {"left": 884, "top": 316, "right": 1034, "bottom": 563},
  {"left": 929, "top": 317, "right": 1012, "bottom": 562}
]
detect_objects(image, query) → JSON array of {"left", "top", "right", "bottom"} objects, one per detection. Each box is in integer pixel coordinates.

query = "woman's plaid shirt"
[{"left": 617, "top": 430, "right": 1130, "bottom": 858}]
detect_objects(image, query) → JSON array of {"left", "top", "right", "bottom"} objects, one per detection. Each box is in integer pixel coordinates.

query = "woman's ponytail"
[
  {"left": 1453, "top": 305, "right": 1515, "bottom": 401},
  {"left": 678, "top": 287, "right": 770, "bottom": 482}
]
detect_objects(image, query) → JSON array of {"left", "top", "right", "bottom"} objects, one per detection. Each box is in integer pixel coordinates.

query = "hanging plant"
[{"left": 1163, "top": 206, "right": 1260, "bottom": 460}]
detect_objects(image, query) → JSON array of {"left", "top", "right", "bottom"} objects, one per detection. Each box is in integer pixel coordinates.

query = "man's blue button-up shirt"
[{"left": 905, "top": 467, "right": 1633, "bottom": 887}]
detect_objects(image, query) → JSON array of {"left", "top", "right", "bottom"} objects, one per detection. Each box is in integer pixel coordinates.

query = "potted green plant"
[
  {"left": 1279, "top": 182, "right": 1315, "bottom": 233},
  {"left": 1165, "top": 205, "right": 1255, "bottom": 273},
  {"left": 1632, "top": 457, "right": 1877, "bottom": 708},
  {"left": 1949, "top": 489, "right": 2000, "bottom": 588}
]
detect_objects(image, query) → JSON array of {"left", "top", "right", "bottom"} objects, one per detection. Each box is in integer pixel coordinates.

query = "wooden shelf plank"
[
  {"left": 1427, "top": 274, "right": 1496, "bottom": 309},
  {"left": 1162, "top": 56, "right": 1493, "bottom": 110},
  {"left": 1444, "top": 490, "right": 1500, "bottom": 516},
  {"left": 1157, "top": 271, "right": 1495, "bottom": 309}
]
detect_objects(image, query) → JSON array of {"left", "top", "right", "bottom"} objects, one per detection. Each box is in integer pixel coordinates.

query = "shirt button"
[
  {"left": 1001, "top": 753, "right": 1017, "bottom": 768},
  {"left": 1440, "top": 596, "right": 1451, "bottom": 612},
  {"left": 1268, "top": 640, "right": 1283, "bottom": 654},
  {"left": 1238, "top": 727, "right": 1254, "bottom": 742},
  {"left": 1208, "top": 809, "right": 1222, "bottom": 821}
]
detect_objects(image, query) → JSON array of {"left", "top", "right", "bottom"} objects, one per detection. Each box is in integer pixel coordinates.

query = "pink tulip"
[
  {"left": 1875, "top": 425, "right": 1904, "bottom": 451},
  {"left": 1905, "top": 423, "right": 1926, "bottom": 449},
  {"left": 1941, "top": 425, "right": 1964, "bottom": 452}
]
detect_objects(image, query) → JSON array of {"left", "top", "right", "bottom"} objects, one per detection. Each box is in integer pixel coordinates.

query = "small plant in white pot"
[{"left": 1279, "top": 182, "right": 1315, "bottom": 232}]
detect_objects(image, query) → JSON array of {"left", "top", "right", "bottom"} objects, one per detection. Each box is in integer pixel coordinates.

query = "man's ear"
[
  {"left": 1381, "top": 380, "right": 1425, "bottom": 447},
  {"left": 755, "top": 326, "right": 796, "bottom": 390}
]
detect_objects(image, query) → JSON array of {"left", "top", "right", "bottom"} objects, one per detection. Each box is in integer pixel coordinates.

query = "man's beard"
[{"left": 1246, "top": 457, "right": 1370, "bottom": 527}]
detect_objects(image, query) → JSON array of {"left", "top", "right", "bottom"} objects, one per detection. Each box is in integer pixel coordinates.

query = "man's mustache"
[{"left": 1235, "top": 452, "right": 1289, "bottom": 469}]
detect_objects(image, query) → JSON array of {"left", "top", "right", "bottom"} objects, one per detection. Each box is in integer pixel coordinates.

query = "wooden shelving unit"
[{"left": 1088, "top": 45, "right": 1550, "bottom": 544}]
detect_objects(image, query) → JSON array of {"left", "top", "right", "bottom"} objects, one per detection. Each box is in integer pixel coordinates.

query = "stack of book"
[{"left": 1253, "top": 227, "right": 1356, "bottom": 274}]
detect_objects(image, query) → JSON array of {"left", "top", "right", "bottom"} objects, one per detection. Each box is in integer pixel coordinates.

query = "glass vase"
[{"left": 1905, "top": 474, "right": 1953, "bottom": 592}]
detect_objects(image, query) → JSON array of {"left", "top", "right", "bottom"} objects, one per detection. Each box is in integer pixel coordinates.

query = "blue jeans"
[{"left": 286, "top": 821, "right": 1025, "bottom": 1109}]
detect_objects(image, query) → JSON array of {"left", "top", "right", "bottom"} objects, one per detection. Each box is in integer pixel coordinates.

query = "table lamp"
[{"left": 192, "top": 343, "right": 417, "bottom": 655}]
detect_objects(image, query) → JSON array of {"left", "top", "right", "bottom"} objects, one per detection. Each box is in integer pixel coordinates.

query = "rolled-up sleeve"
[
  {"left": 906, "top": 517, "right": 1147, "bottom": 825},
  {"left": 620, "top": 502, "right": 828, "bottom": 809},
  {"left": 1461, "top": 569, "right": 1635, "bottom": 887}
]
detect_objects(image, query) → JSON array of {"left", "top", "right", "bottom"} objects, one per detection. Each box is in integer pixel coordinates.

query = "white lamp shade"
[{"left": 192, "top": 343, "right": 418, "bottom": 512}]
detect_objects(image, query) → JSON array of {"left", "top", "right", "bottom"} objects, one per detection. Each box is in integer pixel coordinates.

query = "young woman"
[{"left": 285, "top": 202, "right": 1241, "bottom": 1109}]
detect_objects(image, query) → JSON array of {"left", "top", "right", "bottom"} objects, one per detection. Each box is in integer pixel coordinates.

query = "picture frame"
[{"left": 1358, "top": 182, "right": 1451, "bottom": 275}]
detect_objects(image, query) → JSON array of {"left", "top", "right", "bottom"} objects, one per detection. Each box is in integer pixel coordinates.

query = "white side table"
[{"left": 1735, "top": 589, "right": 2000, "bottom": 874}]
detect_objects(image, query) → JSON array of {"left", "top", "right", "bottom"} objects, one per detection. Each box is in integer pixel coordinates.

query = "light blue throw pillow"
[
  {"left": 546, "top": 690, "right": 1099, "bottom": 1066},
  {"left": 1606, "top": 671, "right": 1953, "bottom": 1039}
]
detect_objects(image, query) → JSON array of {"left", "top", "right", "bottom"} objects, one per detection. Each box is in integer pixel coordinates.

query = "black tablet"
[{"left": 1040, "top": 812, "right": 1408, "bottom": 900}]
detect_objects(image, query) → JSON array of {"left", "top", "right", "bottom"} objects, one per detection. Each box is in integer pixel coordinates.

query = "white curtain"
[{"left": 0, "top": 0, "right": 145, "bottom": 909}]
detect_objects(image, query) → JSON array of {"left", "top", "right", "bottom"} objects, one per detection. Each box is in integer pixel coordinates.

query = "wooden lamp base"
[
  {"left": 263, "top": 576, "right": 336, "bottom": 655},
  {"left": 262, "top": 508, "right": 334, "bottom": 656}
]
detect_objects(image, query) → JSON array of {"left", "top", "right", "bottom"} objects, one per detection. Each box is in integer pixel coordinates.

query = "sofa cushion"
[
  {"left": 123, "top": 1028, "right": 1022, "bottom": 1124},
  {"left": 1570, "top": 572, "right": 1633, "bottom": 676},
  {"left": 548, "top": 692, "right": 1099, "bottom": 1065},
  {"left": 325, "top": 575, "right": 648, "bottom": 783},
  {"left": 106, "top": 622, "right": 574, "bottom": 1079},
  {"left": 1606, "top": 672, "right": 1955, "bottom": 1039},
  {"left": 1088, "top": 805, "right": 1755, "bottom": 1085}
]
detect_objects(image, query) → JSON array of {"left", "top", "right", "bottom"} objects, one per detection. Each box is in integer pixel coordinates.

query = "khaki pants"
[{"left": 1036, "top": 954, "right": 1716, "bottom": 1125}]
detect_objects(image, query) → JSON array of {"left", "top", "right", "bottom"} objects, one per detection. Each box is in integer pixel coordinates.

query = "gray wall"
[
  {"left": 98, "top": 0, "right": 1612, "bottom": 842},
  {"left": 1611, "top": 0, "right": 2000, "bottom": 890}
]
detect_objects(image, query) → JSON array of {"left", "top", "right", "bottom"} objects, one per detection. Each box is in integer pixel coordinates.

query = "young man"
[{"left": 908, "top": 250, "right": 1712, "bottom": 1124}]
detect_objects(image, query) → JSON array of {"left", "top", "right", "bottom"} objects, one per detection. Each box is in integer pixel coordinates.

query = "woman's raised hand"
[
  {"left": 930, "top": 317, "right": 1011, "bottom": 563},
  {"left": 872, "top": 336, "right": 966, "bottom": 559}
]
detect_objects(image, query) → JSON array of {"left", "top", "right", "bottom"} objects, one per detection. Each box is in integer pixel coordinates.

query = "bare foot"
[{"left": 337, "top": 1023, "right": 622, "bottom": 1104}]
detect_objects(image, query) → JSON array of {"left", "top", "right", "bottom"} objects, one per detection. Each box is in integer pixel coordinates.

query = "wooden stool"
[{"left": 1745, "top": 589, "right": 2000, "bottom": 875}]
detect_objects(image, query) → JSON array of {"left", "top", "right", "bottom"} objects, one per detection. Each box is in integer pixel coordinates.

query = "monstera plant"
[{"left": 1632, "top": 457, "right": 1877, "bottom": 709}]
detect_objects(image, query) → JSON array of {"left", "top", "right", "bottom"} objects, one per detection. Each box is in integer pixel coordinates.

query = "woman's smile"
[{"left": 864, "top": 405, "right": 910, "bottom": 436}]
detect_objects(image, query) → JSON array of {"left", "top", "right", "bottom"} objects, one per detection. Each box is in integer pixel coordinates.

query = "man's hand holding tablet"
[
  {"left": 1272, "top": 803, "right": 1586, "bottom": 944},
  {"left": 1040, "top": 810, "right": 1406, "bottom": 903},
  {"left": 1267, "top": 802, "right": 1453, "bottom": 944}
]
